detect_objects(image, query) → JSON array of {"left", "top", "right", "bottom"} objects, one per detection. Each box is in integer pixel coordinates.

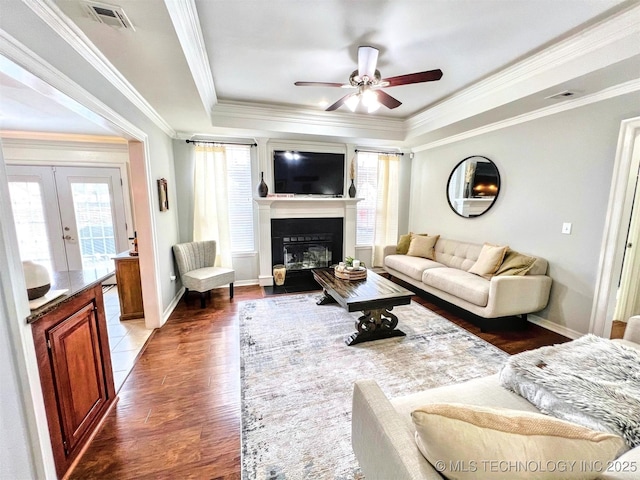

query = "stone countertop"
[{"left": 26, "top": 268, "right": 114, "bottom": 324}]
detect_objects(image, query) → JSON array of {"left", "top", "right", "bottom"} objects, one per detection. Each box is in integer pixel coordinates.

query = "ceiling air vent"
[
  {"left": 545, "top": 90, "right": 581, "bottom": 100},
  {"left": 82, "top": 1, "right": 135, "bottom": 30}
]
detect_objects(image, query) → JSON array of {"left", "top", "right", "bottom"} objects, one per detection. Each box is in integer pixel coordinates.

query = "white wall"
[{"left": 409, "top": 92, "right": 640, "bottom": 335}]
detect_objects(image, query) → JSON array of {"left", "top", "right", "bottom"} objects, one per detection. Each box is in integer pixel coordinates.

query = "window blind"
[
  {"left": 225, "top": 145, "right": 255, "bottom": 252},
  {"left": 355, "top": 151, "right": 379, "bottom": 245}
]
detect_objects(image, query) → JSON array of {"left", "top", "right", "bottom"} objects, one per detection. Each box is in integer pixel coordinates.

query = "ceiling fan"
[{"left": 294, "top": 46, "right": 443, "bottom": 113}]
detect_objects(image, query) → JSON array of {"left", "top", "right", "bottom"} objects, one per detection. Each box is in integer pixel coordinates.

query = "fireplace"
[
  {"left": 271, "top": 218, "right": 343, "bottom": 283},
  {"left": 255, "top": 197, "right": 359, "bottom": 287}
]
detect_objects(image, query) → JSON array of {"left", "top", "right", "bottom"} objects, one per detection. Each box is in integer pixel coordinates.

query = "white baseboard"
[
  {"left": 235, "top": 279, "right": 259, "bottom": 287},
  {"left": 162, "top": 287, "right": 185, "bottom": 325},
  {"left": 528, "top": 314, "right": 582, "bottom": 340},
  {"left": 258, "top": 275, "right": 273, "bottom": 286}
]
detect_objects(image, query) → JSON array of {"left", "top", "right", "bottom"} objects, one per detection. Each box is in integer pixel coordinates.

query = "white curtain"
[
  {"left": 372, "top": 154, "right": 400, "bottom": 267},
  {"left": 192, "top": 145, "right": 233, "bottom": 268}
]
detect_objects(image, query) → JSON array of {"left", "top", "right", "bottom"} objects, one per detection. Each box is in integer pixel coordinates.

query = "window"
[
  {"left": 193, "top": 144, "right": 255, "bottom": 262},
  {"left": 225, "top": 145, "right": 255, "bottom": 253},
  {"left": 355, "top": 151, "right": 379, "bottom": 245},
  {"left": 355, "top": 151, "right": 400, "bottom": 266}
]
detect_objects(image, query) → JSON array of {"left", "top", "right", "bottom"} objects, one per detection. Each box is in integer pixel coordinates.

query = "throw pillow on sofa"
[
  {"left": 411, "top": 403, "right": 627, "bottom": 480},
  {"left": 495, "top": 249, "right": 536, "bottom": 276},
  {"left": 468, "top": 243, "right": 508, "bottom": 278},
  {"left": 397, "top": 232, "right": 429, "bottom": 254},
  {"left": 396, "top": 233, "right": 414, "bottom": 254},
  {"left": 406, "top": 234, "right": 439, "bottom": 260}
]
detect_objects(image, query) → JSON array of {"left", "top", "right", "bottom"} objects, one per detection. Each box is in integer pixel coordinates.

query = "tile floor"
[{"left": 102, "top": 286, "right": 153, "bottom": 391}]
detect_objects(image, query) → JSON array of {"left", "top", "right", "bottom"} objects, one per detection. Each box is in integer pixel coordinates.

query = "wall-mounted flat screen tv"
[{"left": 273, "top": 150, "right": 345, "bottom": 196}]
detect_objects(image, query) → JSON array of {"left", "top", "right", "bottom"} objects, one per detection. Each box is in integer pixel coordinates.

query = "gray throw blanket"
[{"left": 499, "top": 335, "right": 640, "bottom": 448}]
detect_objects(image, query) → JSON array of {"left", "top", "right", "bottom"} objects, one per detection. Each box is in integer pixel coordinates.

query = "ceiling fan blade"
[
  {"left": 383, "top": 69, "right": 443, "bottom": 87},
  {"left": 295, "top": 81, "right": 346, "bottom": 87},
  {"left": 326, "top": 93, "right": 353, "bottom": 111},
  {"left": 376, "top": 90, "right": 402, "bottom": 109},
  {"left": 358, "top": 46, "right": 379, "bottom": 79}
]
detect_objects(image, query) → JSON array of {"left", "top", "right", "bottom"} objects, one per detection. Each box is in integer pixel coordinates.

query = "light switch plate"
[{"left": 562, "top": 222, "right": 572, "bottom": 234}]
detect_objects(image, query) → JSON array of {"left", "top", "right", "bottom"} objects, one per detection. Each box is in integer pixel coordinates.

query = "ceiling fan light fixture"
[
  {"left": 294, "top": 45, "right": 442, "bottom": 113},
  {"left": 361, "top": 89, "right": 380, "bottom": 112},
  {"left": 367, "top": 101, "right": 381, "bottom": 113},
  {"left": 345, "top": 95, "right": 360, "bottom": 112}
]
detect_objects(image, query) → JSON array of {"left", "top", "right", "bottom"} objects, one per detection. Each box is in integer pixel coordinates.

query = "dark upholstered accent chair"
[{"left": 172, "top": 240, "right": 235, "bottom": 308}]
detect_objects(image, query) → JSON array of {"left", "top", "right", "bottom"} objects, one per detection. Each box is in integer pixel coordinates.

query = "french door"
[{"left": 7, "top": 165, "right": 129, "bottom": 273}]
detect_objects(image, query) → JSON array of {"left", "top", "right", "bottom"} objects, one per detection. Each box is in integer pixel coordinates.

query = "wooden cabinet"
[
  {"left": 113, "top": 251, "right": 144, "bottom": 320},
  {"left": 32, "top": 283, "right": 116, "bottom": 478}
]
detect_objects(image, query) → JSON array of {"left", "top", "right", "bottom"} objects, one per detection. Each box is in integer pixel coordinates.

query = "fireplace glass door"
[{"left": 283, "top": 234, "right": 332, "bottom": 271}]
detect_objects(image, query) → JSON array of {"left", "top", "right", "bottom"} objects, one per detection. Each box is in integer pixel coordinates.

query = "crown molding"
[
  {"left": 0, "top": 130, "right": 128, "bottom": 145},
  {"left": 164, "top": 0, "right": 217, "bottom": 117},
  {"left": 23, "top": 0, "right": 176, "bottom": 138},
  {"left": 405, "top": 3, "right": 640, "bottom": 139},
  {"left": 2, "top": 137, "right": 130, "bottom": 163},
  {"left": 0, "top": 30, "right": 147, "bottom": 141},
  {"left": 412, "top": 79, "right": 640, "bottom": 153},
  {"left": 211, "top": 101, "right": 406, "bottom": 141}
]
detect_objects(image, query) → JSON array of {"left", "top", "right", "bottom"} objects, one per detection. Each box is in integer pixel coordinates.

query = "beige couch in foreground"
[
  {"left": 352, "top": 316, "right": 640, "bottom": 480},
  {"left": 383, "top": 237, "right": 552, "bottom": 324}
]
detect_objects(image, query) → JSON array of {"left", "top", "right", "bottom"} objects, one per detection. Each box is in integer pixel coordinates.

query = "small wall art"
[{"left": 158, "top": 178, "right": 169, "bottom": 211}]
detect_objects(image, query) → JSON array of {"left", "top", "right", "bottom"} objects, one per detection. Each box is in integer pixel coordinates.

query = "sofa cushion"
[
  {"left": 407, "top": 234, "right": 439, "bottom": 259},
  {"left": 495, "top": 249, "right": 537, "bottom": 276},
  {"left": 182, "top": 267, "right": 235, "bottom": 291},
  {"left": 433, "top": 238, "right": 483, "bottom": 271},
  {"left": 385, "top": 254, "right": 445, "bottom": 281},
  {"left": 411, "top": 403, "right": 627, "bottom": 480},
  {"left": 422, "top": 268, "right": 489, "bottom": 306},
  {"left": 468, "top": 243, "right": 508, "bottom": 277}
]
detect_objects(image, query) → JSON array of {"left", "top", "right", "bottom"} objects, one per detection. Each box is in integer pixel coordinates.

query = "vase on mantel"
[
  {"left": 258, "top": 171, "right": 269, "bottom": 197},
  {"left": 348, "top": 179, "right": 356, "bottom": 198}
]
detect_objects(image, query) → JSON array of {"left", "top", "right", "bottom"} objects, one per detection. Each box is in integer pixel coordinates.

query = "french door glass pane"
[
  {"left": 8, "top": 181, "right": 53, "bottom": 273},
  {"left": 71, "top": 182, "right": 116, "bottom": 271}
]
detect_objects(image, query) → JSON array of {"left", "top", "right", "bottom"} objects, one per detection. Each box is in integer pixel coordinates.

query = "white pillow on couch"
[{"left": 411, "top": 403, "right": 627, "bottom": 480}]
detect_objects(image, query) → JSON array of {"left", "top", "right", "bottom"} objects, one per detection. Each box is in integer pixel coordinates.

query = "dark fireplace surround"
[{"left": 271, "top": 217, "right": 343, "bottom": 284}]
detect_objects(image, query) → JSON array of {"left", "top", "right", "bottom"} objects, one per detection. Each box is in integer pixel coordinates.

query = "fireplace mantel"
[{"left": 255, "top": 196, "right": 362, "bottom": 285}]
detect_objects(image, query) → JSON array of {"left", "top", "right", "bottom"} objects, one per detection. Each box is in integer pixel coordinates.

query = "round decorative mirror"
[{"left": 447, "top": 156, "right": 500, "bottom": 218}]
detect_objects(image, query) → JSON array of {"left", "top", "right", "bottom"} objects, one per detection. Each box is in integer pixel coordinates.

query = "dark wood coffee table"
[{"left": 312, "top": 268, "right": 414, "bottom": 346}]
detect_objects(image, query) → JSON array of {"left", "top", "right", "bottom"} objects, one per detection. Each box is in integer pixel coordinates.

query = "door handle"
[{"left": 63, "top": 235, "right": 74, "bottom": 241}]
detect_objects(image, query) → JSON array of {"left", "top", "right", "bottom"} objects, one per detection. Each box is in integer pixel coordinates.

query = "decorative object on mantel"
[
  {"left": 273, "top": 264, "right": 286, "bottom": 286},
  {"left": 157, "top": 178, "right": 169, "bottom": 211},
  {"left": 348, "top": 156, "right": 357, "bottom": 198},
  {"left": 258, "top": 171, "right": 269, "bottom": 197},
  {"left": 22, "top": 260, "right": 51, "bottom": 300}
]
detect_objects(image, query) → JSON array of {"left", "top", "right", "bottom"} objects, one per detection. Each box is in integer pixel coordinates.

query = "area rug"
[{"left": 240, "top": 293, "right": 509, "bottom": 479}]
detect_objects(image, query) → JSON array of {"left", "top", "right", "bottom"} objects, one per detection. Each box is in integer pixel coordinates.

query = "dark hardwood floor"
[{"left": 71, "top": 283, "right": 569, "bottom": 479}]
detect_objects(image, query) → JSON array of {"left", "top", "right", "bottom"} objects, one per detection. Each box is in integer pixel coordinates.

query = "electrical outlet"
[{"left": 562, "top": 222, "right": 572, "bottom": 235}]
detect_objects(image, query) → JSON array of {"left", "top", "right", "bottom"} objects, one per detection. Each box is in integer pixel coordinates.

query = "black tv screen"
[{"left": 273, "top": 150, "right": 345, "bottom": 195}]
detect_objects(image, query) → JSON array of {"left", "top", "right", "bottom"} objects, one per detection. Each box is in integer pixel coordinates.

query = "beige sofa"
[
  {"left": 352, "top": 316, "right": 640, "bottom": 480},
  {"left": 383, "top": 237, "right": 552, "bottom": 323}
]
